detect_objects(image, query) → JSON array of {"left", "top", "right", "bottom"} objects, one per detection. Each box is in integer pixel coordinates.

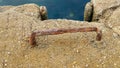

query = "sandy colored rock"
[
  {"left": 113, "top": 26, "right": 120, "bottom": 35},
  {"left": 85, "top": 0, "right": 120, "bottom": 34},
  {"left": 0, "top": 3, "right": 42, "bottom": 20},
  {"left": 13, "top": 4, "right": 41, "bottom": 19},
  {"left": 0, "top": 6, "right": 14, "bottom": 12},
  {"left": 0, "top": 3, "right": 120, "bottom": 68},
  {"left": 99, "top": 7, "right": 120, "bottom": 28},
  {"left": 91, "top": 0, "right": 120, "bottom": 21},
  {"left": 84, "top": 2, "right": 93, "bottom": 22}
]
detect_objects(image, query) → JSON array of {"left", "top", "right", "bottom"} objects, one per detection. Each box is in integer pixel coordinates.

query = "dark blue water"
[{"left": 0, "top": 0, "right": 90, "bottom": 20}]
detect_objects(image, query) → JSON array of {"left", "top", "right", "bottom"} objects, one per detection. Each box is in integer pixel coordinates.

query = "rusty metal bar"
[{"left": 29, "top": 27, "right": 102, "bottom": 47}]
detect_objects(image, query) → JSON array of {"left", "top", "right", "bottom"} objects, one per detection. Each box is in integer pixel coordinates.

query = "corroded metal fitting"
[{"left": 29, "top": 27, "right": 102, "bottom": 47}]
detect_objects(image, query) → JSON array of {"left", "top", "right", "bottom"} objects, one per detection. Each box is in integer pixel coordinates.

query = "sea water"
[{"left": 0, "top": 0, "right": 90, "bottom": 20}]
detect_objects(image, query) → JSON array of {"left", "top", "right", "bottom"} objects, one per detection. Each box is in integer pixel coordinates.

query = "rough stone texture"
[
  {"left": 0, "top": 4, "right": 120, "bottom": 68},
  {"left": 99, "top": 7, "right": 120, "bottom": 28},
  {"left": 0, "top": 6, "right": 14, "bottom": 12},
  {"left": 14, "top": 4, "right": 41, "bottom": 19},
  {"left": 84, "top": 2, "right": 93, "bottom": 22},
  {"left": 0, "top": 4, "right": 41, "bottom": 20},
  {"left": 85, "top": 0, "right": 120, "bottom": 35},
  {"left": 91, "top": 0, "right": 120, "bottom": 21},
  {"left": 113, "top": 26, "right": 120, "bottom": 35}
]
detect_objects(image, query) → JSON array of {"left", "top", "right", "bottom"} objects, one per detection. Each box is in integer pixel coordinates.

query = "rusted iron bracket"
[{"left": 29, "top": 27, "right": 102, "bottom": 47}]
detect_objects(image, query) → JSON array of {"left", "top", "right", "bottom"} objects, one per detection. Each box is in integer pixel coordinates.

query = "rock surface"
[
  {"left": 84, "top": 2, "right": 93, "bottom": 22},
  {"left": 84, "top": 0, "right": 120, "bottom": 36},
  {"left": 0, "top": 3, "right": 120, "bottom": 68},
  {"left": 91, "top": 0, "right": 120, "bottom": 21},
  {"left": 92, "top": 0, "right": 120, "bottom": 36}
]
